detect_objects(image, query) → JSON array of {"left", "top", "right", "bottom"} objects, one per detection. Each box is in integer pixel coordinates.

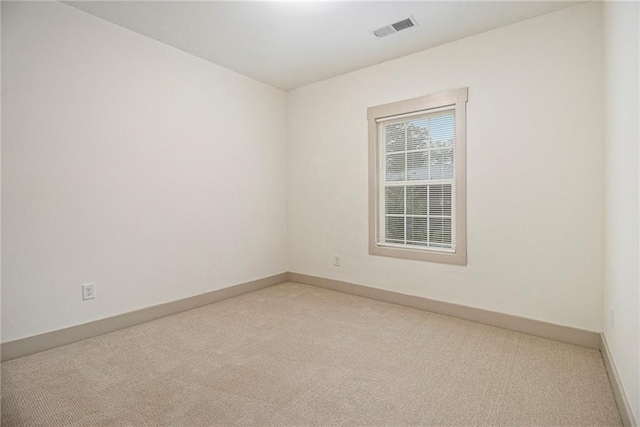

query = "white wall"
[
  {"left": 1, "top": 0, "right": 3, "bottom": 364},
  {"left": 1, "top": 1, "right": 288, "bottom": 342},
  {"left": 603, "top": 1, "right": 640, "bottom": 421},
  {"left": 288, "top": 2, "right": 604, "bottom": 332},
  {"left": 2, "top": 0, "right": 624, "bottom": 356}
]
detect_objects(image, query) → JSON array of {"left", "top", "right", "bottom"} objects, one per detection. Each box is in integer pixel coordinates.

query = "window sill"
[{"left": 369, "top": 243, "right": 467, "bottom": 265}]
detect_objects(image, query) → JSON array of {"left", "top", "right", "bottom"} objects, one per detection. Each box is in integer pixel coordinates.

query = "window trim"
[{"left": 367, "top": 88, "right": 468, "bottom": 265}]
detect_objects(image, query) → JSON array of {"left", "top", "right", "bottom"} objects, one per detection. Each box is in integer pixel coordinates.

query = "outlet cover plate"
[{"left": 82, "top": 283, "right": 96, "bottom": 301}]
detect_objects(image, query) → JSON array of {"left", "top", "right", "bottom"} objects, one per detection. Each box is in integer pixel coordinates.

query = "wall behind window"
[
  {"left": 2, "top": 1, "right": 288, "bottom": 342},
  {"left": 288, "top": 2, "right": 604, "bottom": 331}
]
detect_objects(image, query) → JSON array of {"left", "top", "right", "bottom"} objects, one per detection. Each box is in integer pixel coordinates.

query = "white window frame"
[{"left": 367, "top": 88, "right": 468, "bottom": 265}]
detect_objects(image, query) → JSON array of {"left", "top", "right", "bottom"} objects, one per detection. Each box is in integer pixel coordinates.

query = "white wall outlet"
[
  {"left": 609, "top": 307, "right": 615, "bottom": 330},
  {"left": 333, "top": 255, "right": 341, "bottom": 267},
  {"left": 82, "top": 283, "right": 96, "bottom": 301}
]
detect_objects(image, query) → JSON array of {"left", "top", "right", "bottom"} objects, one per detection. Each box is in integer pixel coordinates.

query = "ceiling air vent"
[{"left": 371, "top": 16, "right": 418, "bottom": 38}]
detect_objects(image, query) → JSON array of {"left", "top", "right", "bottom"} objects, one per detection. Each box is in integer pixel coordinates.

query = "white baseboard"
[
  {"left": 289, "top": 272, "right": 601, "bottom": 349},
  {"left": 1, "top": 272, "right": 288, "bottom": 361},
  {"left": 1, "top": 271, "right": 606, "bottom": 357},
  {"left": 600, "top": 334, "right": 637, "bottom": 427}
]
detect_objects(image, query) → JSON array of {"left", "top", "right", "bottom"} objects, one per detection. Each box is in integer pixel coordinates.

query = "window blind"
[{"left": 377, "top": 107, "right": 456, "bottom": 252}]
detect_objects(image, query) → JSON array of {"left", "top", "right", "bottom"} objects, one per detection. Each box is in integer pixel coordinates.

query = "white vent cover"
[{"left": 371, "top": 16, "right": 418, "bottom": 38}]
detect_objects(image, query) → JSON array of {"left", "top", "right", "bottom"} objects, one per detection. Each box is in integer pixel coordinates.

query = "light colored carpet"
[{"left": 2, "top": 282, "right": 621, "bottom": 426}]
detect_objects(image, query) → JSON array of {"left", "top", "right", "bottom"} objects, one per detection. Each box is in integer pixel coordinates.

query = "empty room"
[{"left": 1, "top": 0, "right": 639, "bottom": 425}]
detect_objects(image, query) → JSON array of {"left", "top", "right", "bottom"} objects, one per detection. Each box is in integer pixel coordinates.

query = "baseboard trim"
[
  {"left": 1, "top": 271, "right": 604, "bottom": 361},
  {"left": 1, "top": 272, "right": 288, "bottom": 362},
  {"left": 288, "top": 272, "right": 601, "bottom": 350},
  {"left": 600, "top": 334, "right": 637, "bottom": 427}
]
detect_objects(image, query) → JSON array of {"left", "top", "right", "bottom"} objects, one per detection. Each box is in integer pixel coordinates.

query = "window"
[{"left": 367, "top": 88, "right": 467, "bottom": 265}]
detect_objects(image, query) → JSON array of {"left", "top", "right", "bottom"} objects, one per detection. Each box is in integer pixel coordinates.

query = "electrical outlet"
[
  {"left": 333, "top": 255, "right": 341, "bottom": 267},
  {"left": 82, "top": 283, "right": 96, "bottom": 301},
  {"left": 609, "top": 307, "right": 615, "bottom": 330}
]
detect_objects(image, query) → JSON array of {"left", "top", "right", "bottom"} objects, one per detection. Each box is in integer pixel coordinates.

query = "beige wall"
[
  {"left": 603, "top": 1, "right": 640, "bottom": 420},
  {"left": 1, "top": 2, "right": 288, "bottom": 342},
  {"left": 288, "top": 2, "right": 604, "bottom": 332}
]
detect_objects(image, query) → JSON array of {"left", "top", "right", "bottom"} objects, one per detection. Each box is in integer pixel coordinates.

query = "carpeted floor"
[{"left": 1, "top": 282, "right": 621, "bottom": 426}]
